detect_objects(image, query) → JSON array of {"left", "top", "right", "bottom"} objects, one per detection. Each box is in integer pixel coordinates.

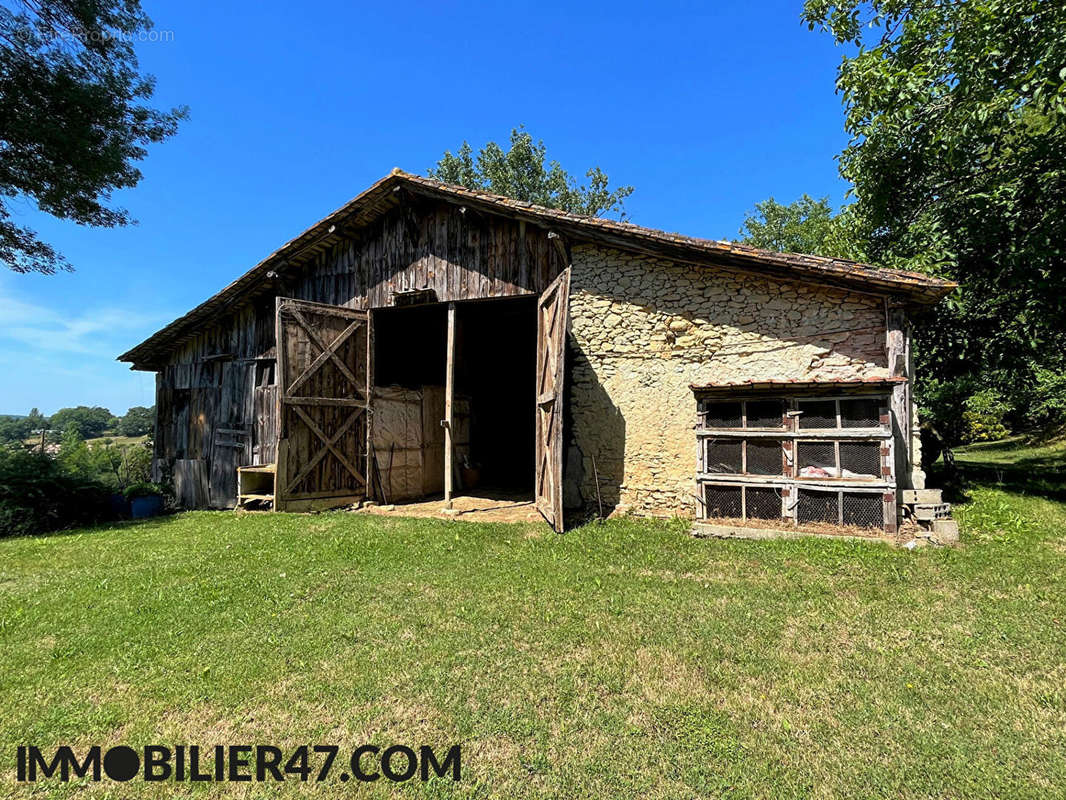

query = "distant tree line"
[
  {"left": 0, "top": 404, "right": 158, "bottom": 537},
  {"left": 0, "top": 405, "right": 154, "bottom": 445}
]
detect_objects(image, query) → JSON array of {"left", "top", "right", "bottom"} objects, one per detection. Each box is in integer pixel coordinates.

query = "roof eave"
[{"left": 118, "top": 171, "right": 956, "bottom": 368}]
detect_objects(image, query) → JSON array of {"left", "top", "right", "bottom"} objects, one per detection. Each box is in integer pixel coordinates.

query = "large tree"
[
  {"left": 116, "top": 405, "right": 153, "bottom": 437},
  {"left": 429, "top": 127, "right": 634, "bottom": 219},
  {"left": 803, "top": 0, "right": 1066, "bottom": 426},
  {"left": 48, "top": 405, "right": 115, "bottom": 439},
  {"left": 738, "top": 194, "right": 864, "bottom": 260},
  {"left": 0, "top": 0, "right": 186, "bottom": 274}
]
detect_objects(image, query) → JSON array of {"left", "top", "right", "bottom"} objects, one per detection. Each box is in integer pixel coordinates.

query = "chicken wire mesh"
[
  {"left": 797, "top": 400, "right": 837, "bottom": 429},
  {"left": 705, "top": 440, "right": 742, "bottom": 473},
  {"left": 745, "top": 487, "right": 782, "bottom": 520},
  {"left": 840, "top": 398, "right": 882, "bottom": 429},
  {"left": 796, "top": 442, "right": 837, "bottom": 478},
  {"left": 702, "top": 401, "right": 742, "bottom": 428},
  {"left": 797, "top": 489, "right": 839, "bottom": 524},
  {"left": 839, "top": 441, "right": 882, "bottom": 477},
  {"left": 704, "top": 485, "right": 742, "bottom": 518},
  {"left": 746, "top": 400, "right": 785, "bottom": 428},
  {"left": 746, "top": 440, "right": 783, "bottom": 475},
  {"left": 842, "top": 492, "right": 884, "bottom": 529}
]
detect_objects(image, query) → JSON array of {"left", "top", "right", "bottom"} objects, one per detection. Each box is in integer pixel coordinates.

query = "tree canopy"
[
  {"left": 803, "top": 0, "right": 1066, "bottom": 429},
  {"left": 48, "top": 406, "right": 115, "bottom": 439},
  {"left": 738, "top": 195, "right": 864, "bottom": 260},
  {"left": 116, "top": 405, "right": 154, "bottom": 437},
  {"left": 0, "top": 0, "right": 186, "bottom": 274},
  {"left": 429, "top": 127, "right": 633, "bottom": 219},
  {"left": 0, "top": 408, "right": 45, "bottom": 444}
]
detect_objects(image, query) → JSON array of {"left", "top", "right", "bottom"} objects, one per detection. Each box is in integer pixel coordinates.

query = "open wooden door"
[
  {"left": 275, "top": 298, "right": 371, "bottom": 512},
  {"left": 535, "top": 268, "right": 570, "bottom": 532}
]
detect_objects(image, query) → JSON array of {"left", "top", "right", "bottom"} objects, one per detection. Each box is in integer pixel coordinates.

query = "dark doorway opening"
[
  {"left": 373, "top": 303, "right": 447, "bottom": 388},
  {"left": 456, "top": 297, "right": 537, "bottom": 491},
  {"left": 371, "top": 295, "right": 537, "bottom": 502}
]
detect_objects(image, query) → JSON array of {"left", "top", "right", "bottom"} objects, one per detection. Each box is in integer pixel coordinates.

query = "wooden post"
[{"left": 443, "top": 302, "right": 456, "bottom": 509}]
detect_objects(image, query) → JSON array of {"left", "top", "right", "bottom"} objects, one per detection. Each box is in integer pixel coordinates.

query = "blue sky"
[{"left": 0, "top": 0, "right": 852, "bottom": 415}]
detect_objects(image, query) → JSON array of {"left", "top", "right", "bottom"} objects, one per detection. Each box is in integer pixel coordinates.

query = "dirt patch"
[{"left": 356, "top": 491, "right": 547, "bottom": 525}]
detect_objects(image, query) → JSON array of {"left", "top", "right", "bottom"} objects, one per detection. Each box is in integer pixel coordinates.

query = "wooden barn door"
[
  {"left": 275, "top": 298, "right": 371, "bottom": 512},
  {"left": 209, "top": 361, "right": 254, "bottom": 508},
  {"left": 535, "top": 268, "right": 570, "bottom": 532}
]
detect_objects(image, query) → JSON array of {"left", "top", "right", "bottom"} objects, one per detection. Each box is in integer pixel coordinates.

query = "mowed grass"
[
  {"left": 1, "top": 492, "right": 1065, "bottom": 798},
  {"left": 953, "top": 435, "right": 1066, "bottom": 498}
]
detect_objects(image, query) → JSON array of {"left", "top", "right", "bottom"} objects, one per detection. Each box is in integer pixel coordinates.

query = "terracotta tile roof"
[
  {"left": 397, "top": 171, "right": 955, "bottom": 303},
  {"left": 690, "top": 377, "right": 907, "bottom": 395},
  {"left": 119, "top": 170, "right": 955, "bottom": 367}
]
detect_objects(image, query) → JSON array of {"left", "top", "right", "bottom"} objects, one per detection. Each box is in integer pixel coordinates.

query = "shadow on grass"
[
  {"left": 931, "top": 440, "right": 1066, "bottom": 503},
  {"left": 5, "top": 512, "right": 182, "bottom": 543}
]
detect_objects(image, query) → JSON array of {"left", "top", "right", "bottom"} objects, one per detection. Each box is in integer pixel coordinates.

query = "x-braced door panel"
[
  {"left": 275, "top": 298, "right": 370, "bottom": 511},
  {"left": 535, "top": 268, "right": 570, "bottom": 532}
]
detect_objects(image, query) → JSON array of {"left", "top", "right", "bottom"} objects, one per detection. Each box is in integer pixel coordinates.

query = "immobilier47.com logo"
[{"left": 16, "top": 743, "right": 460, "bottom": 784}]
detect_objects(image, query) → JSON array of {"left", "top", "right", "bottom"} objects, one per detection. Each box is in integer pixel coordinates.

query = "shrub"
[
  {"left": 1030, "top": 368, "right": 1066, "bottom": 434},
  {"left": 0, "top": 448, "right": 115, "bottom": 538},
  {"left": 917, "top": 377, "right": 973, "bottom": 447},
  {"left": 120, "top": 441, "right": 153, "bottom": 486},
  {"left": 961, "top": 389, "right": 1011, "bottom": 443},
  {"left": 123, "top": 481, "right": 165, "bottom": 500}
]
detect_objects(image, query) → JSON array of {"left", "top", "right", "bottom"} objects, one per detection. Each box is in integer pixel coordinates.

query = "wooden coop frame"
[{"left": 693, "top": 381, "right": 901, "bottom": 534}]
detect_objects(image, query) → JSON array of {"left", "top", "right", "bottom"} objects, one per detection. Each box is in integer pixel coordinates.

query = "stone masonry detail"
[{"left": 566, "top": 244, "right": 890, "bottom": 516}]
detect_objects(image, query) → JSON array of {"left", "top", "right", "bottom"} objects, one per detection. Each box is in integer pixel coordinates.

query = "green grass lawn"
[
  {"left": 952, "top": 435, "right": 1066, "bottom": 499},
  {"left": 1, "top": 482, "right": 1065, "bottom": 797},
  {"left": 83, "top": 434, "right": 150, "bottom": 448},
  {"left": 21, "top": 434, "right": 149, "bottom": 449}
]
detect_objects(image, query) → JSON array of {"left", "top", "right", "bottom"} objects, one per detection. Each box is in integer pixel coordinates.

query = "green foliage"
[
  {"left": 122, "top": 480, "right": 164, "bottom": 500},
  {"left": 0, "top": 448, "right": 113, "bottom": 537},
  {"left": 0, "top": 407, "right": 48, "bottom": 444},
  {"left": 962, "top": 388, "right": 1011, "bottom": 444},
  {"left": 0, "top": 0, "right": 187, "bottom": 274},
  {"left": 56, "top": 428, "right": 152, "bottom": 489},
  {"left": 0, "top": 415, "right": 30, "bottom": 444},
  {"left": 429, "top": 127, "right": 633, "bottom": 219},
  {"left": 120, "top": 440, "right": 153, "bottom": 486},
  {"left": 116, "top": 405, "right": 154, "bottom": 437},
  {"left": 953, "top": 488, "right": 1032, "bottom": 543},
  {"left": 916, "top": 377, "right": 973, "bottom": 448},
  {"left": 739, "top": 195, "right": 842, "bottom": 256},
  {"left": 24, "top": 407, "right": 45, "bottom": 431},
  {"left": 803, "top": 0, "right": 1066, "bottom": 430},
  {"left": 1030, "top": 368, "right": 1066, "bottom": 433},
  {"left": 48, "top": 405, "right": 115, "bottom": 439},
  {"left": 55, "top": 426, "right": 95, "bottom": 478},
  {"left": 919, "top": 379, "right": 1012, "bottom": 447}
]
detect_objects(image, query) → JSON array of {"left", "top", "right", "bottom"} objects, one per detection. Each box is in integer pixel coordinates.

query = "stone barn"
[{"left": 119, "top": 170, "right": 955, "bottom": 536}]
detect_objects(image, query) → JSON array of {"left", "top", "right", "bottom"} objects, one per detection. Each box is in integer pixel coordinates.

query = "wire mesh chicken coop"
[{"left": 694, "top": 384, "right": 897, "bottom": 534}]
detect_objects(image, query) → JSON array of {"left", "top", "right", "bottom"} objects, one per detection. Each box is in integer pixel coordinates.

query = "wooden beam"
[{"left": 444, "top": 302, "right": 456, "bottom": 509}]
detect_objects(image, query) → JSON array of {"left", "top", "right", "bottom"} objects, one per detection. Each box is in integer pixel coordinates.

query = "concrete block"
[
  {"left": 913, "top": 502, "right": 952, "bottom": 521},
  {"left": 930, "top": 518, "right": 960, "bottom": 545},
  {"left": 902, "top": 489, "right": 943, "bottom": 505}
]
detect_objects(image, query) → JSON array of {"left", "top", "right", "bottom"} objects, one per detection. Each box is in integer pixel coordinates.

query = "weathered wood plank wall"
[
  {"left": 285, "top": 202, "right": 564, "bottom": 309},
  {"left": 151, "top": 201, "right": 564, "bottom": 508}
]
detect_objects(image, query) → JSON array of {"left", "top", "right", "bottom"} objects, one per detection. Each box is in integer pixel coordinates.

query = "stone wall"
[{"left": 566, "top": 244, "right": 891, "bottom": 517}]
